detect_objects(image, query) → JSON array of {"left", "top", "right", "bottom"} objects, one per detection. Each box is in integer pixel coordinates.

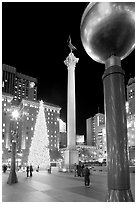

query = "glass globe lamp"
[{"left": 80, "top": 2, "right": 135, "bottom": 64}]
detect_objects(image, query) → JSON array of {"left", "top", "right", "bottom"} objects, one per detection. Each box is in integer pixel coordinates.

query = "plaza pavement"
[{"left": 2, "top": 169, "right": 135, "bottom": 202}]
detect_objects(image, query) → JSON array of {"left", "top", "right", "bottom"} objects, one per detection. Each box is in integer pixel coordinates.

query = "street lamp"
[
  {"left": 80, "top": 2, "right": 134, "bottom": 202},
  {"left": 11, "top": 109, "right": 20, "bottom": 120},
  {"left": 7, "top": 108, "right": 20, "bottom": 185}
]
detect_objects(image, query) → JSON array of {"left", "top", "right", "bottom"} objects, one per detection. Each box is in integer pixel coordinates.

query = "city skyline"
[{"left": 2, "top": 2, "right": 135, "bottom": 135}]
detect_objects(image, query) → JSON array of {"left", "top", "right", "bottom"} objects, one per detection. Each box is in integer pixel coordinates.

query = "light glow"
[{"left": 11, "top": 109, "right": 19, "bottom": 120}]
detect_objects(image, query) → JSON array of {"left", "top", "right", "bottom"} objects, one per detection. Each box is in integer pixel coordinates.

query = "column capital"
[{"left": 64, "top": 52, "right": 79, "bottom": 69}]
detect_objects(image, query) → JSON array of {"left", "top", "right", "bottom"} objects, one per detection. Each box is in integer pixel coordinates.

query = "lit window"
[
  {"left": 48, "top": 113, "right": 50, "bottom": 115},
  {"left": 48, "top": 117, "right": 50, "bottom": 120},
  {"left": 26, "top": 137, "right": 28, "bottom": 140},
  {"left": 2, "top": 129, "right": 5, "bottom": 132},
  {"left": 51, "top": 135, "right": 53, "bottom": 137},
  {"left": 32, "top": 118, "right": 34, "bottom": 121},
  {"left": 55, "top": 131, "right": 56, "bottom": 133},
  {"left": 4, "top": 103, "right": 6, "bottom": 107},
  {"left": 55, "top": 135, "right": 56, "bottom": 138},
  {"left": 55, "top": 122, "right": 57, "bottom": 125},
  {"left": 31, "top": 127, "right": 33, "bottom": 131},
  {"left": 3, "top": 123, "right": 5, "bottom": 127},
  {"left": 54, "top": 144, "right": 56, "bottom": 147},
  {"left": 27, "top": 117, "right": 29, "bottom": 120},
  {"left": 48, "top": 121, "right": 49, "bottom": 123}
]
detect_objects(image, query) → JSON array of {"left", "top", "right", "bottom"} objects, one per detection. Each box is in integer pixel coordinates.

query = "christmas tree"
[{"left": 28, "top": 100, "right": 50, "bottom": 169}]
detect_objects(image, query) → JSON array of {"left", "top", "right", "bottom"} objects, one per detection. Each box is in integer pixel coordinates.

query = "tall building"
[
  {"left": 86, "top": 117, "right": 95, "bottom": 146},
  {"left": 86, "top": 113, "right": 106, "bottom": 160},
  {"left": 86, "top": 113, "right": 105, "bottom": 146},
  {"left": 126, "top": 77, "right": 135, "bottom": 116},
  {"left": 2, "top": 64, "right": 37, "bottom": 102},
  {"left": 2, "top": 93, "right": 61, "bottom": 166},
  {"left": 126, "top": 77, "right": 135, "bottom": 165},
  {"left": 58, "top": 119, "right": 67, "bottom": 149}
]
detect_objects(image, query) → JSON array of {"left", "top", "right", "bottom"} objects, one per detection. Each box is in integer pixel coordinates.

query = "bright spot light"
[{"left": 12, "top": 110, "right": 19, "bottom": 119}]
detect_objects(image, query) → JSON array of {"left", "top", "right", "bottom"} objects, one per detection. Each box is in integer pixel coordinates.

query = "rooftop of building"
[
  {"left": 128, "top": 77, "right": 135, "bottom": 85},
  {"left": 2, "top": 93, "right": 61, "bottom": 110},
  {"left": 3, "top": 64, "right": 37, "bottom": 83}
]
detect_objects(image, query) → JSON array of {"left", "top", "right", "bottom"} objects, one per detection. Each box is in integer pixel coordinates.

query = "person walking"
[
  {"left": 74, "top": 163, "right": 77, "bottom": 177},
  {"left": 81, "top": 164, "right": 85, "bottom": 177},
  {"left": 26, "top": 165, "right": 29, "bottom": 178},
  {"left": 84, "top": 165, "right": 90, "bottom": 187},
  {"left": 77, "top": 162, "right": 82, "bottom": 177},
  {"left": 36, "top": 165, "right": 39, "bottom": 172},
  {"left": 30, "top": 164, "right": 33, "bottom": 177}
]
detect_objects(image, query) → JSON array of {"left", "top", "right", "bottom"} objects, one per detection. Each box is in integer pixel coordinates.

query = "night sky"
[{"left": 2, "top": 2, "right": 135, "bottom": 136}]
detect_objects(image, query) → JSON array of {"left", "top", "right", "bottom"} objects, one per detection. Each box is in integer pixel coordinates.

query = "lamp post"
[
  {"left": 7, "top": 109, "right": 19, "bottom": 185},
  {"left": 80, "top": 2, "right": 134, "bottom": 201}
]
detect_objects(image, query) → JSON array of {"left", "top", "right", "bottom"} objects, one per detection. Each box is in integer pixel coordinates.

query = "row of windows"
[
  {"left": 24, "top": 104, "right": 60, "bottom": 113},
  {"left": 128, "top": 90, "right": 135, "bottom": 98},
  {"left": 2, "top": 98, "right": 12, "bottom": 103},
  {"left": 3, "top": 101, "right": 59, "bottom": 114}
]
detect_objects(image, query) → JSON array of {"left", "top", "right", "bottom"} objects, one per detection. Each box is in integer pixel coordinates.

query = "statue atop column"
[{"left": 64, "top": 36, "right": 79, "bottom": 68}]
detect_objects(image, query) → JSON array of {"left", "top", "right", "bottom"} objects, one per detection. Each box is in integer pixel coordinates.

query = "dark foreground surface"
[{"left": 2, "top": 169, "right": 135, "bottom": 202}]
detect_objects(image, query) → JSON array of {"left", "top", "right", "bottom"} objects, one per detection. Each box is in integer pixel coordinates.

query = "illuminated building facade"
[
  {"left": 58, "top": 119, "right": 67, "bottom": 149},
  {"left": 76, "top": 135, "right": 85, "bottom": 145},
  {"left": 2, "top": 93, "right": 61, "bottom": 166},
  {"left": 86, "top": 113, "right": 106, "bottom": 160},
  {"left": 2, "top": 64, "right": 37, "bottom": 102},
  {"left": 126, "top": 77, "right": 135, "bottom": 164},
  {"left": 86, "top": 117, "right": 95, "bottom": 146}
]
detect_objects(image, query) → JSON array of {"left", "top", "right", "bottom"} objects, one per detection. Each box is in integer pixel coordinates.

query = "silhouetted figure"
[
  {"left": 84, "top": 165, "right": 90, "bottom": 187},
  {"left": 48, "top": 165, "right": 51, "bottom": 174},
  {"left": 30, "top": 164, "right": 33, "bottom": 177},
  {"left": 36, "top": 165, "right": 39, "bottom": 172},
  {"left": 81, "top": 164, "right": 85, "bottom": 177},
  {"left": 74, "top": 163, "right": 77, "bottom": 177},
  {"left": 77, "top": 162, "right": 82, "bottom": 177},
  {"left": 26, "top": 165, "right": 29, "bottom": 177},
  {"left": 3, "top": 164, "right": 7, "bottom": 173}
]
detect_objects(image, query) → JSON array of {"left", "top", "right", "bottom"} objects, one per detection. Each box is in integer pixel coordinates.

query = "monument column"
[{"left": 64, "top": 49, "right": 79, "bottom": 171}]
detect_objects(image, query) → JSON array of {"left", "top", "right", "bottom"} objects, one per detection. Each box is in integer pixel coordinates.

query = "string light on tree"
[{"left": 28, "top": 100, "right": 50, "bottom": 169}]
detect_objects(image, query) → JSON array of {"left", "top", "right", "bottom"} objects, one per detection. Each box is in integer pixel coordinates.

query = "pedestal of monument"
[{"left": 64, "top": 147, "right": 78, "bottom": 172}]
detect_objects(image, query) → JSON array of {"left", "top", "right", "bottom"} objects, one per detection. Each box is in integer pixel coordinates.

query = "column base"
[
  {"left": 7, "top": 170, "right": 18, "bottom": 185},
  {"left": 63, "top": 148, "right": 79, "bottom": 172},
  {"left": 106, "top": 189, "right": 134, "bottom": 202}
]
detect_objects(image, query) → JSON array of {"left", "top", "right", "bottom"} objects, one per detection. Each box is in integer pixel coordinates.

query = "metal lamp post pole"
[
  {"left": 7, "top": 131, "right": 18, "bottom": 184},
  {"left": 7, "top": 108, "right": 19, "bottom": 185},
  {"left": 102, "top": 56, "right": 133, "bottom": 201}
]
